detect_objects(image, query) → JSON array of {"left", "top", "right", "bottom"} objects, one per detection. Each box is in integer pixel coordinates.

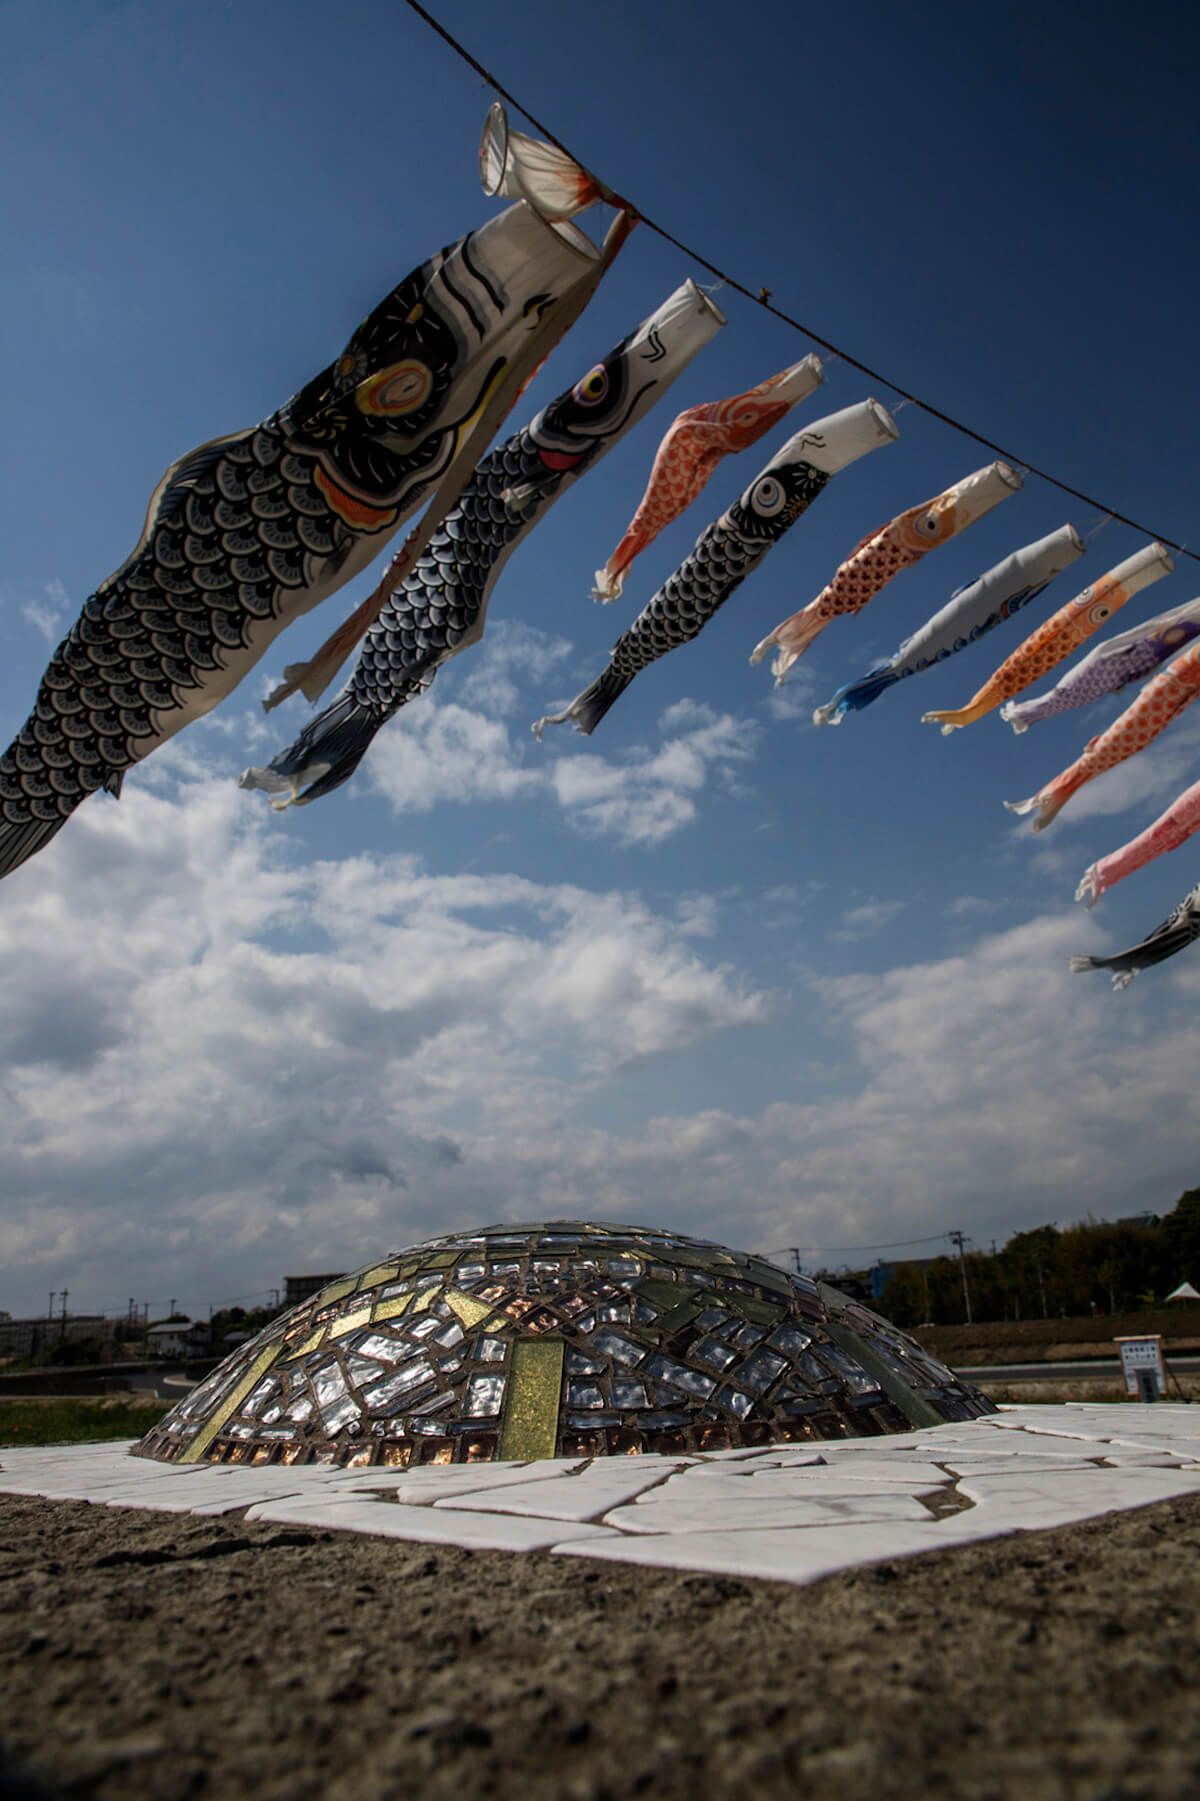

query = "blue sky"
[{"left": 2, "top": 0, "right": 1199, "bottom": 1320}]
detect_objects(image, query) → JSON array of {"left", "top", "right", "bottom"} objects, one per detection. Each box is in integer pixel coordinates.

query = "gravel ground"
[{"left": 2, "top": 1490, "right": 1200, "bottom": 1801}]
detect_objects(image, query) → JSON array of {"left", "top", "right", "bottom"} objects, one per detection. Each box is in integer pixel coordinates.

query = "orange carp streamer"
[
  {"left": 750, "top": 461, "right": 1021, "bottom": 683},
  {"left": 1006, "top": 641, "right": 1200, "bottom": 833},
  {"left": 592, "top": 355, "right": 824, "bottom": 602},
  {"left": 923, "top": 542, "right": 1174, "bottom": 734}
]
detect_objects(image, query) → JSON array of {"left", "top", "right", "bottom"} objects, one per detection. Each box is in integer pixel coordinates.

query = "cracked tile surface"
[{"left": 4, "top": 1403, "right": 1200, "bottom": 1585}]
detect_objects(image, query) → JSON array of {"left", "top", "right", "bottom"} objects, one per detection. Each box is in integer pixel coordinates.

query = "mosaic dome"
[{"left": 134, "top": 1221, "right": 994, "bottom": 1467}]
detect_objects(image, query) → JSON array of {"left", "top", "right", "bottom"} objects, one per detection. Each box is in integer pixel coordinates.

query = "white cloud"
[
  {"left": 368, "top": 698, "right": 545, "bottom": 812},
  {"left": 457, "top": 621, "right": 573, "bottom": 717},
  {"left": 0, "top": 752, "right": 767, "bottom": 1313},
  {"left": 16, "top": 577, "right": 70, "bottom": 644},
  {"left": 364, "top": 638, "right": 759, "bottom": 849},
  {"left": 829, "top": 897, "right": 906, "bottom": 941},
  {"left": 548, "top": 706, "right": 757, "bottom": 846}
]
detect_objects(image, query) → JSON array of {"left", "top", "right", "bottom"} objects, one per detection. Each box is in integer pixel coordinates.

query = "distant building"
[
  {"left": 1117, "top": 1212, "right": 1161, "bottom": 1231},
  {"left": 0, "top": 1314, "right": 114, "bottom": 1357},
  {"left": 284, "top": 1273, "right": 346, "bottom": 1307},
  {"left": 146, "top": 1320, "right": 210, "bottom": 1359}
]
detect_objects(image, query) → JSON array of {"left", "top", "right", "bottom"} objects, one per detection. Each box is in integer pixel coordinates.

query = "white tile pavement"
[{"left": 3, "top": 1405, "right": 1200, "bottom": 1586}]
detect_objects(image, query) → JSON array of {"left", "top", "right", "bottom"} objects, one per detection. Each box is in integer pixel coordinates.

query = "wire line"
[
  {"left": 401, "top": 0, "right": 1198, "bottom": 565},
  {"left": 768, "top": 1232, "right": 953, "bottom": 1258}
]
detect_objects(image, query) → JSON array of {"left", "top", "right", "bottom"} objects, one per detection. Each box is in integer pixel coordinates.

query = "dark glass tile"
[
  {"left": 643, "top": 1352, "right": 715, "bottom": 1399},
  {"left": 768, "top": 1323, "right": 814, "bottom": 1360},
  {"left": 591, "top": 1327, "right": 644, "bottom": 1366}
]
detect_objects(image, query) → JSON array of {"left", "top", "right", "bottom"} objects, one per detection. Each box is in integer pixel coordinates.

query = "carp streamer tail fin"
[
  {"left": 532, "top": 663, "right": 633, "bottom": 739},
  {"left": 0, "top": 810, "right": 73, "bottom": 882},
  {"left": 748, "top": 604, "right": 826, "bottom": 683},
  {"left": 999, "top": 700, "right": 1031, "bottom": 734},
  {"left": 921, "top": 704, "right": 978, "bottom": 734},
  {"left": 1070, "top": 952, "right": 1137, "bottom": 990},
  {"left": 1075, "top": 866, "right": 1102, "bottom": 907},
  {"left": 1004, "top": 789, "right": 1066, "bottom": 833},
  {"left": 813, "top": 664, "right": 899, "bottom": 726},
  {"left": 239, "top": 691, "right": 385, "bottom": 809}
]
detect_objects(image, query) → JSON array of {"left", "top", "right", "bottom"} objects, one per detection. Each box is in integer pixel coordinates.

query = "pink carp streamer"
[
  {"left": 1076, "top": 778, "right": 1200, "bottom": 906},
  {"left": 750, "top": 461, "right": 1021, "bottom": 683},
  {"left": 923, "top": 541, "right": 1174, "bottom": 734},
  {"left": 1006, "top": 641, "right": 1200, "bottom": 833},
  {"left": 592, "top": 355, "right": 824, "bottom": 601}
]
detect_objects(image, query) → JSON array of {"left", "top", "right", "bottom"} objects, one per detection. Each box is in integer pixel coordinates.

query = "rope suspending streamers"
[{"left": 399, "top": 0, "right": 1199, "bottom": 568}]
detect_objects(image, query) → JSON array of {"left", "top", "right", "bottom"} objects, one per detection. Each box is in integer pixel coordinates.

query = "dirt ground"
[{"left": 2, "top": 1490, "right": 1200, "bottom": 1801}]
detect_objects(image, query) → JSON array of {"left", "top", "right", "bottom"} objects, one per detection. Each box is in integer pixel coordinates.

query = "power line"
[
  {"left": 768, "top": 1232, "right": 953, "bottom": 1258},
  {"left": 401, "top": 0, "right": 1198, "bottom": 566}
]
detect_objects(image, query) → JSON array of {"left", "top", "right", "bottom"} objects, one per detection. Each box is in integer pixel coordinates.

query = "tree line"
[{"left": 873, "top": 1189, "right": 1200, "bottom": 1329}]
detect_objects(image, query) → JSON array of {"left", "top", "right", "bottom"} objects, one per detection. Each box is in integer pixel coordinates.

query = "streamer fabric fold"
[
  {"left": 750, "top": 460, "right": 1022, "bottom": 684},
  {"left": 592, "top": 355, "right": 824, "bottom": 602},
  {"left": 1006, "top": 641, "right": 1200, "bottom": 833},
  {"left": 238, "top": 281, "right": 725, "bottom": 809},
  {"left": 813, "top": 523, "right": 1084, "bottom": 726},
  {"left": 923, "top": 541, "right": 1174, "bottom": 734},
  {"left": 533, "top": 399, "right": 898, "bottom": 738}
]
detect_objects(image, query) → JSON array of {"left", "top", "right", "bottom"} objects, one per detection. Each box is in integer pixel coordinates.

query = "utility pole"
[
  {"left": 783, "top": 1248, "right": 803, "bottom": 1276},
  {"left": 270, "top": 1289, "right": 280, "bottom": 1309},
  {"left": 59, "top": 1288, "right": 69, "bottom": 1343},
  {"left": 48, "top": 1291, "right": 54, "bottom": 1321},
  {"left": 948, "top": 1232, "right": 973, "bottom": 1326},
  {"left": 169, "top": 1298, "right": 177, "bottom": 1319}
]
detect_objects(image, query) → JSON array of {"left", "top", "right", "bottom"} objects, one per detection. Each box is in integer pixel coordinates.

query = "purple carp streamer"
[
  {"left": 1071, "top": 880, "right": 1200, "bottom": 989},
  {"left": 1076, "top": 778, "right": 1200, "bottom": 906},
  {"left": 1000, "top": 596, "right": 1200, "bottom": 734},
  {"left": 239, "top": 281, "right": 725, "bottom": 809},
  {"left": 0, "top": 112, "right": 621, "bottom": 880},
  {"left": 1006, "top": 642, "right": 1200, "bottom": 833},
  {"left": 750, "top": 461, "right": 1021, "bottom": 683},
  {"left": 591, "top": 354, "right": 824, "bottom": 602},
  {"left": 923, "top": 542, "right": 1174, "bottom": 734},
  {"left": 532, "top": 399, "right": 898, "bottom": 739},
  {"left": 812, "top": 524, "right": 1084, "bottom": 726}
]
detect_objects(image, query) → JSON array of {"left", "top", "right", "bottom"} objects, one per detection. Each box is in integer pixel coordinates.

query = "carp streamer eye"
[
  {"left": 1088, "top": 598, "right": 1115, "bottom": 625},
  {"left": 913, "top": 509, "right": 942, "bottom": 539},
  {"left": 751, "top": 476, "right": 786, "bottom": 516},
  {"left": 572, "top": 365, "right": 609, "bottom": 406},
  {"left": 361, "top": 360, "right": 434, "bottom": 416}
]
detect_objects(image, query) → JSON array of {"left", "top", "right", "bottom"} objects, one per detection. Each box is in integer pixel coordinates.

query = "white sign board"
[{"left": 1114, "top": 1335, "right": 1165, "bottom": 1398}]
